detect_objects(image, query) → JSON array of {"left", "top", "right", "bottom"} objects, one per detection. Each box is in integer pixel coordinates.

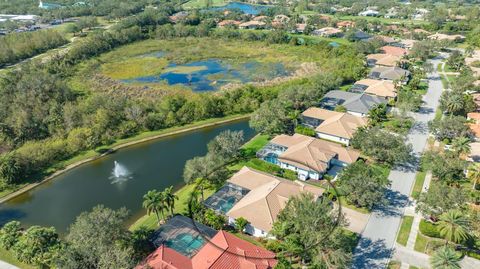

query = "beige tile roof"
[
  {"left": 227, "top": 167, "right": 324, "bottom": 232},
  {"left": 302, "top": 108, "right": 367, "bottom": 139},
  {"left": 367, "top": 53, "right": 402, "bottom": 67},
  {"left": 271, "top": 134, "right": 360, "bottom": 166},
  {"left": 356, "top": 79, "right": 397, "bottom": 98}
]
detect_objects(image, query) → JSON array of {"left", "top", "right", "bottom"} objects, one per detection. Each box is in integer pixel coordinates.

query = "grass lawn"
[
  {"left": 338, "top": 198, "right": 371, "bottom": 214},
  {"left": 129, "top": 184, "right": 216, "bottom": 231},
  {"left": 323, "top": 14, "right": 429, "bottom": 26},
  {"left": 409, "top": 266, "right": 420, "bottom": 269},
  {"left": 0, "top": 248, "right": 36, "bottom": 269},
  {"left": 411, "top": 171, "right": 427, "bottom": 199},
  {"left": 396, "top": 216, "right": 414, "bottom": 246},
  {"left": 387, "top": 260, "right": 401, "bottom": 269},
  {"left": 414, "top": 233, "right": 445, "bottom": 255},
  {"left": 183, "top": 0, "right": 228, "bottom": 9},
  {"left": 440, "top": 74, "right": 449, "bottom": 89}
]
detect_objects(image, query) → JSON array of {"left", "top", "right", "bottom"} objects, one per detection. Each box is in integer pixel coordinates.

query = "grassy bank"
[
  {"left": 0, "top": 248, "right": 36, "bottom": 269},
  {"left": 0, "top": 114, "right": 249, "bottom": 202},
  {"left": 396, "top": 216, "right": 414, "bottom": 246},
  {"left": 183, "top": 0, "right": 229, "bottom": 9},
  {"left": 411, "top": 171, "right": 427, "bottom": 199}
]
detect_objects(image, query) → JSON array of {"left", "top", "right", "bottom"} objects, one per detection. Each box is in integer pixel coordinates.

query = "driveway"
[
  {"left": 0, "top": 261, "right": 19, "bottom": 269},
  {"left": 352, "top": 56, "right": 445, "bottom": 269}
]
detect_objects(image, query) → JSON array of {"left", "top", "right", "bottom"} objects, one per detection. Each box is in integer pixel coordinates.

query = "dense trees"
[
  {"left": 250, "top": 100, "right": 291, "bottom": 135},
  {"left": 271, "top": 193, "right": 351, "bottom": 268},
  {"left": 429, "top": 116, "right": 471, "bottom": 142},
  {"left": 416, "top": 183, "right": 466, "bottom": 220},
  {"left": 58, "top": 205, "right": 136, "bottom": 269},
  {"left": 422, "top": 151, "right": 467, "bottom": 184},
  {"left": 0, "top": 222, "right": 61, "bottom": 267},
  {"left": 337, "top": 160, "right": 390, "bottom": 209},
  {"left": 351, "top": 127, "right": 412, "bottom": 166},
  {"left": 0, "top": 29, "right": 67, "bottom": 67},
  {"left": 142, "top": 186, "right": 178, "bottom": 224}
]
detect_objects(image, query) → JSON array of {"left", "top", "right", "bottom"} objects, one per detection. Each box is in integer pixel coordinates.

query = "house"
[
  {"left": 380, "top": 45, "right": 408, "bottom": 56},
  {"left": 337, "top": 20, "right": 355, "bottom": 28},
  {"left": 359, "top": 9, "right": 379, "bottom": 17},
  {"left": 468, "top": 112, "right": 480, "bottom": 140},
  {"left": 217, "top": 20, "right": 241, "bottom": 28},
  {"left": 396, "top": 39, "right": 417, "bottom": 50},
  {"left": 413, "top": 28, "right": 430, "bottom": 35},
  {"left": 368, "top": 66, "right": 411, "bottom": 83},
  {"left": 384, "top": 8, "right": 398, "bottom": 18},
  {"left": 257, "top": 134, "right": 360, "bottom": 180},
  {"left": 226, "top": 166, "right": 325, "bottom": 235},
  {"left": 239, "top": 20, "right": 266, "bottom": 29},
  {"left": 137, "top": 226, "right": 277, "bottom": 269},
  {"left": 312, "top": 27, "right": 342, "bottom": 37},
  {"left": 428, "top": 33, "right": 466, "bottom": 42},
  {"left": 319, "top": 90, "right": 387, "bottom": 117},
  {"left": 472, "top": 93, "right": 480, "bottom": 111},
  {"left": 377, "top": 35, "right": 396, "bottom": 44},
  {"left": 38, "top": 1, "right": 63, "bottom": 9},
  {"left": 413, "top": 8, "right": 429, "bottom": 20},
  {"left": 295, "top": 23, "right": 306, "bottom": 33},
  {"left": 301, "top": 107, "right": 368, "bottom": 145},
  {"left": 367, "top": 54, "right": 402, "bottom": 67},
  {"left": 468, "top": 142, "right": 480, "bottom": 162},
  {"left": 351, "top": 30, "right": 372, "bottom": 41},
  {"left": 354, "top": 79, "right": 397, "bottom": 100},
  {"left": 169, "top": 11, "right": 188, "bottom": 23},
  {"left": 252, "top": 15, "right": 268, "bottom": 22}
]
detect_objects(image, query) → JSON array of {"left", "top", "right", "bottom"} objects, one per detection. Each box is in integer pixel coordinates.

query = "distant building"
[
  {"left": 359, "top": 9, "right": 379, "bottom": 17},
  {"left": 239, "top": 20, "right": 266, "bottom": 30},
  {"left": 38, "top": 1, "right": 63, "bottom": 9},
  {"left": 368, "top": 66, "right": 411, "bottom": 83},
  {"left": 428, "top": 33, "right": 465, "bottom": 42},
  {"left": 312, "top": 27, "right": 342, "bottom": 37},
  {"left": 319, "top": 90, "right": 388, "bottom": 117}
]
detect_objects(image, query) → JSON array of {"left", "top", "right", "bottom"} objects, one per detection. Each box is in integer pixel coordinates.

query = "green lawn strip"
[
  {"left": 232, "top": 232, "right": 265, "bottom": 247},
  {"left": 387, "top": 260, "right": 401, "bottom": 269},
  {"left": 409, "top": 266, "right": 420, "bottom": 269},
  {"left": 411, "top": 171, "right": 427, "bottom": 199},
  {"left": 396, "top": 216, "right": 414, "bottom": 246},
  {"left": 130, "top": 184, "right": 215, "bottom": 231},
  {"left": 0, "top": 248, "right": 36, "bottom": 269},
  {"left": 338, "top": 198, "right": 371, "bottom": 214},
  {"left": 414, "top": 233, "right": 446, "bottom": 255},
  {"left": 183, "top": 0, "right": 229, "bottom": 9},
  {"left": 440, "top": 74, "right": 449, "bottom": 89}
]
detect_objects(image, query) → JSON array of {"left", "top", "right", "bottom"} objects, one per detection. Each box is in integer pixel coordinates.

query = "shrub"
[
  {"left": 419, "top": 220, "right": 441, "bottom": 238},
  {"left": 295, "top": 125, "right": 316, "bottom": 137}
]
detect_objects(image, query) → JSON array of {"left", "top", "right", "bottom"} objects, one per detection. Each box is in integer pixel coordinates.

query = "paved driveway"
[{"left": 352, "top": 57, "right": 445, "bottom": 269}]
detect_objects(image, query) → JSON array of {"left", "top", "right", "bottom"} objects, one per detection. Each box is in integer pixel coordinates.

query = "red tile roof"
[
  {"left": 192, "top": 231, "right": 277, "bottom": 269},
  {"left": 381, "top": 46, "right": 408, "bottom": 56},
  {"left": 138, "top": 231, "right": 277, "bottom": 269},
  {"left": 136, "top": 245, "right": 193, "bottom": 269}
]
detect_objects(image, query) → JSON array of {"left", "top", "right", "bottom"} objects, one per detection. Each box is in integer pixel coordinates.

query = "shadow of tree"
[{"left": 352, "top": 238, "right": 393, "bottom": 269}]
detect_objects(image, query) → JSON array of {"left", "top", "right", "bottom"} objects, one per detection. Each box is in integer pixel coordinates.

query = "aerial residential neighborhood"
[{"left": 0, "top": 0, "right": 480, "bottom": 269}]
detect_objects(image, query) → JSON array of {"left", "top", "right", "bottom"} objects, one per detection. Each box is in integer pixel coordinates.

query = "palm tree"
[
  {"left": 367, "top": 104, "right": 387, "bottom": 126},
  {"left": 451, "top": 136, "right": 471, "bottom": 156},
  {"left": 142, "top": 190, "right": 165, "bottom": 224},
  {"left": 163, "top": 186, "right": 178, "bottom": 217},
  {"left": 430, "top": 246, "right": 461, "bottom": 269},
  {"left": 437, "top": 210, "right": 470, "bottom": 245},
  {"left": 445, "top": 94, "right": 464, "bottom": 115},
  {"left": 467, "top": 163, "right": 480, "bottom": 190}
]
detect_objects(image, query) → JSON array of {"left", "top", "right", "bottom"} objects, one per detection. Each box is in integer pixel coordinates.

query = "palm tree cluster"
[{"left": 142, "top": 186, "right": 178, "bottom": 225}]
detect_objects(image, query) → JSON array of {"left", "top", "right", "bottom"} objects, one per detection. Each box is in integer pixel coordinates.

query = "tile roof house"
[
  {"left": 336, "top": 20, "right": 355, "bottom": 28},
  {"left": 376, "top": 35, "right": 396, "bottom": 44},
  {"left": 301, "top": 107, "right": 368, "bottom": 145},
  {"left": 468, "top": 112, "right": 480, "bottom": 140},
  {"left": 354, "top": 78, "right": 397, "bottom": 99},
  {"left": 319, "top": 90, "right": 387, "bottom": 116},
  {"left": 226, "top": 167, "right": 324, "bottom": 236},
  {"left": 239, "top": 20, "right": 266, "bottom": 29},
  {"left": 367, "top": 53, "right": 402, "bottom": 67},
  {"left": 257, "top": 134, "right": 360, "bottom": 180},
  {"left": 380, "top": 45, "right": 408, "bottom": 56},
  {"left": 312, "top": 27, "right": 342, "bottom": 37},
  {"left": 137, "top": 230, "right": 277, "bottom": 269},
  {"left": 217, "top": 20, "right": 241, "bottom": 27},
  {"left": 428, "top": 33, "right": 466, "bottom": 42},
  {"left": 368, "top": 66, "right": 411, "bottom": 83},
  {"left": 397, "top": 39, "right": 417, "bottom": 50},
  {"left": 468, "top": 142, "right": 480, "bottom": 162}
]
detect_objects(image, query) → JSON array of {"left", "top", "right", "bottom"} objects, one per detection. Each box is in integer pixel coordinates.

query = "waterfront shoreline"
[{"left": 0, "top": 114, "right": 250, "bottom": 204}]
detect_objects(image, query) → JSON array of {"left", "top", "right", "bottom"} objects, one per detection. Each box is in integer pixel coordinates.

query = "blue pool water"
[
  {"left": 123, "top": 58, "right": 290, "bottom": 91},
  {"left": 208, "top": 2, "right": 270, "bottom": 15},
  {"left": 165, "top": 233, "right": 206, "bottom": 256}
]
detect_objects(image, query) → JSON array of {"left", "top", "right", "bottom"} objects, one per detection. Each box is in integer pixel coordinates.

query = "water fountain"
[{"left": 110, "top": 161, "right": 132, "bottom": 184}]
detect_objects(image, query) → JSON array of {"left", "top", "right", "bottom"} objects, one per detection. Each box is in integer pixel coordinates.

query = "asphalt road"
[{"left": 352, "top": 56, "right": 445, "bottom": 269}]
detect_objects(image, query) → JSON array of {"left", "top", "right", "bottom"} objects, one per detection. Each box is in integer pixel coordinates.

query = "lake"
[
  {"left": 123, "top": 58, "right": 291, "bottom": 91},
  {"left": 207, "top": 2, "right": 270, "bottom": 15},
  {"left": 0, "top": 120, "right": 255, "bottom": 233}
]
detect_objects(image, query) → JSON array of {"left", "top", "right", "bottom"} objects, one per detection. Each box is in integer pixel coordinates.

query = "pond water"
[
  {"left": 0, "top": 120, "right": 255, "bottom": 233},
  {"left": 123, "top": 58, "right": 291, "bottom": 91},
  {"left": 207, "top": 2, "right": 270, "bottom": 15}
]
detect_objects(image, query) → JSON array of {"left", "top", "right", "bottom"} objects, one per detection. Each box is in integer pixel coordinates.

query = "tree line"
[{"left": 0, "top": 29, "right": 67, "bottom": 67}]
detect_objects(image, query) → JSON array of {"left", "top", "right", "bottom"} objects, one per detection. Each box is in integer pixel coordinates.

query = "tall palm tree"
[
  {"left": 437, "top": 210, "right": 470, "bottom": 245},
  {"left": 142, "top": 190, "right": 165, "bottom": 224},
  {"left": 163, "top": 186, "right": 178, "bottom": 217},
  {"left": 451, "top": 136, "right": 471, "bottom": 156},
  {"left": 445, "top": 94, "right": 464, "bottom": 115},
  {"left": 430, "top": 246, "right": 461, "bottom": 269},
  {"left": 467, "top": 163, "right": 480, "bottom": 190}
]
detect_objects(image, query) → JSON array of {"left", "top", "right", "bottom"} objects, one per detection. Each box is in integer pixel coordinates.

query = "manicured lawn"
[
  {"left": 414, "top": 233, "right": 445, "bottom": 255},
  {"left": 387, "top": 260, "right": 401, "bottom": 269},
  {"left": 411, "top": 171, "right": 427, "bottom": 199},
  {"left": 396, "top": 216, "right": 414, "bottom": 246},
  {"left": 409, "top": 266, "right": 420, "bottom": 269},
  {"left": 241, "top": 134, "right": 270, "bottom": 155},
  {"left": 129, "top": 183, "right": 215, "bottom": 231},
  {"left": 338, "top": 198, "right": 371, "bottom": 214},
  {"left": 183, "top": 0, "right": 228, "bottom": 9},
  {"left": 0, "top": 248, "right": 36, "bottom": 269},
  {"left": 232, "top": 232, "right": 265, "bottom": 247}
]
